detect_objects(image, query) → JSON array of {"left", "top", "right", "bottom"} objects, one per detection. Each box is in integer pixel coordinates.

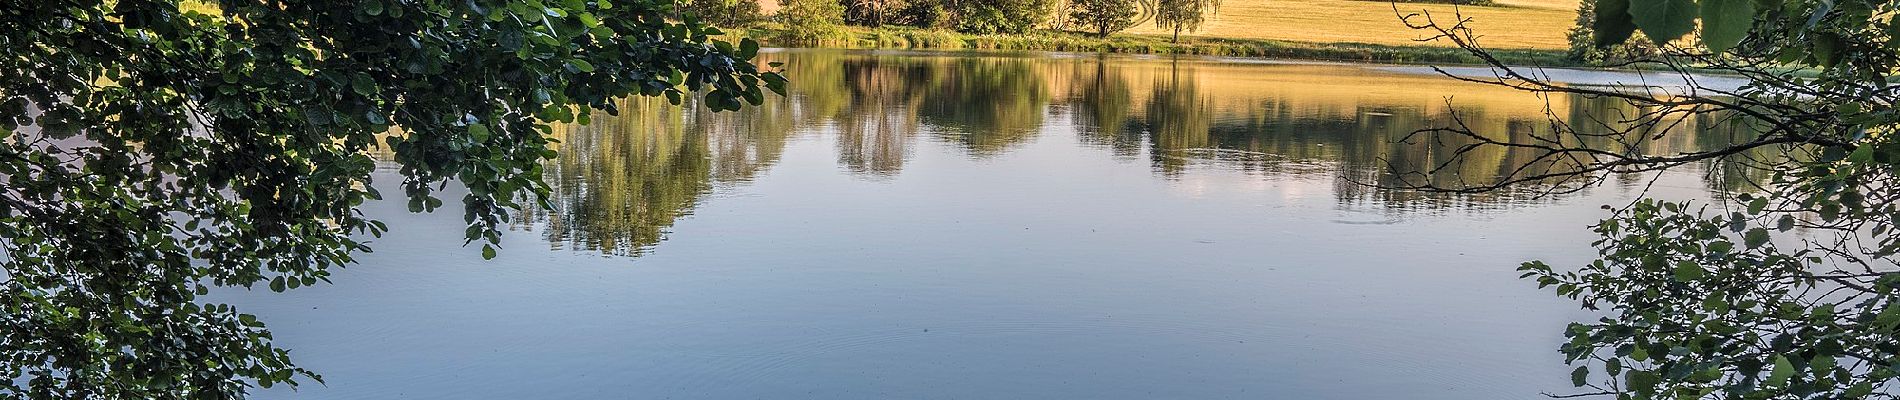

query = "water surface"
[{"left": 240, "top": 49, "right": 1752, "bottom": 399}]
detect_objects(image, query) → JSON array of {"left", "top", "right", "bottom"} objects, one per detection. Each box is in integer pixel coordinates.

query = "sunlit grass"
[
  {"left": 1491, "top": 0, "right": 1582, "bottom": 10},
  {"left": 1116, "top": 0, "right": 1579, "bottom": 50}
]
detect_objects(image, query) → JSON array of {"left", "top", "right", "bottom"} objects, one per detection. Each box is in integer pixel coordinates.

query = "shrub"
[
  {"left": 949, "top": 0, "right": 1056, "bottom": 34},
  {"left": 776, "top": 0, "right": 847, "bottom": 44}
]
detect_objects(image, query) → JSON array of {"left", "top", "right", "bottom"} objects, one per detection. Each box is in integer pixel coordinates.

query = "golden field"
[
  {"left": 1120, "top": 0, "right": 1582, "bottom": 50},
  {"left": 757, "top": 0, "right": 1582, "bottom": 50}
]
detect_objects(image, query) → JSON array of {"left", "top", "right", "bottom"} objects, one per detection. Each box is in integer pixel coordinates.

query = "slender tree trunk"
[
  {"left": 1172, "top": 26, "right": 1180, "bottom": 43},
  {"left": 873, "top": 0, "right": 885, "bottom": 27}
]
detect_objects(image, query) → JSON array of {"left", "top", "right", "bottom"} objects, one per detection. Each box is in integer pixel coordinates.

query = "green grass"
[{"left": 730, "top": 24, "right": 1576, "bottom": 67}]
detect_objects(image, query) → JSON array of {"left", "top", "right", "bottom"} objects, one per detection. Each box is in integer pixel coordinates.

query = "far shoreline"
[
  {"left": 724, "top": 25, "right": 1580, "bottom": 68},
  {"left": 754, "top": 47, "right": 1748, "bottom": 92}
]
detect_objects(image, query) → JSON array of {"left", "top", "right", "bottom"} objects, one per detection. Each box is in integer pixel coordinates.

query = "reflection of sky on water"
[{"left": 235, "top": 49, "right": 1753, "bottom": 400}]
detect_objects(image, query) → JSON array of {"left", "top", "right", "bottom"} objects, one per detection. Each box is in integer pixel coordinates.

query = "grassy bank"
[
  {"left": 731, "top": 24, "right": 1576, "bottom": 67},
  {"left": 1123, "top": 0, "right": 1579, "bottom": 50}
]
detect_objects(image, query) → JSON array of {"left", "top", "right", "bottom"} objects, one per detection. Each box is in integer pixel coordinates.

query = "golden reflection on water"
[{"left": 501, "top": 49, "right": 1767, "bottom": 257}]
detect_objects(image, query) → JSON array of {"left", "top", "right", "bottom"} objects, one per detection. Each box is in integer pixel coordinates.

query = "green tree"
[
  {"left": 842, "top": 0, "right": 909, "bottom": 27},
  {"left": 1152, "top": 0, "right": 1219, "bottom": 42},
  {"left": 1069, "top": 0, "right": 1139, "bottom": 37},
  {"left": 0, "top": 0, "right": 780, "bottom": 398},
  {"left": 1397, "top": 0, "right": 1900, "bottom": 397},
  {"left": 777, "top": 0, "right": 847, "bottom": 42},
  {"left": 681, "top": 0, "right": 765, "bottom": 27},
  {"left": 891, "top": 0, "right": 950, "bottom": 28},
  {"left": 948, "top": 0, "right": 1055, "bottom": 34}
]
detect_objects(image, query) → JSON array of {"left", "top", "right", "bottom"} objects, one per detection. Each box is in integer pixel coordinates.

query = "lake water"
[{"left": 239, "top": 49, "right": 1752, "bottom": 399}]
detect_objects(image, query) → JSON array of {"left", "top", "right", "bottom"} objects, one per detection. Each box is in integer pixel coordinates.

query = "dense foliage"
[
  {"left": 947, "top": 0, "right": 1057, "bottom": 34},
  {"left": 0, "top": 0, "right": 780, "bottom": 397},
  {"left": 1401, "top": 0, "right": 1900, "bottom": 397},
  {"left": 840, "top": 0, "right": 933, "bottom": 27},
  {"left": 682, "top": 0, "right": 765, "bottom": 27},
  {"left": 777, "top": 0, "right": 848, "bottom": 42},
  {"left": 1070, "top": 0, "right": 1140, "bottom": 37}
]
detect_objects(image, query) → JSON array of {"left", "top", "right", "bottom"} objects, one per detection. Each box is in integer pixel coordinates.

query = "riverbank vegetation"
[{"left": 732, "top": 24, "right": 1576, "bottom": 65}]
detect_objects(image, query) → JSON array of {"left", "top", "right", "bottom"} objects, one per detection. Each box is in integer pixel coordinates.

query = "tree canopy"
[
  {"left": 1071, "top": 0, "right": 1141, "bottom": 37},
  {"left": 1152, "top": 0, "right": 1219, "bottom": 42},
  {"left": 0, "top": 0, "right": 780, "bottom": 397},
  {"left": 681, "top": 0, "right": 765, "bottom": 27},
  {"left": 948, "top": 0, "right": 1057, "bottom": 34}
]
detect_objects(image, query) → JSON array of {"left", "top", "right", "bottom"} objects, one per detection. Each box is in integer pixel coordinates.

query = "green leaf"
[
  {"left": 1571, "top": 365, "right": 1589, "bottom": 387},
  {"left": 1849, "top": 145, "right": 1874, "bottom": 163},
  {"left": 1811, "top": 354, "right": 1836, "bottom": 374},
  {"left": 351, "top": 74, "right": 376, "bottom": 95},
  {"left": 1814, "top": 33, "right": 1842, "bottom": 67},
  {"left": 1767, "top": 354, "right": 1794, "bottom": 386},
  {"left": 1630, "top": 0, "right": 1699, "bottom": 45},
  {"left": 739, "top": 38, "right": 760, "bottom": 59},
  {"left": 1708, "top": 240, "right": 1733, "bottom": 254},
  {"left": 1699, "top": 0, "right": 1754, "bottom": 52},
  {"left": 1847, "top": 382, "right": 1875, "bottom": 397},
  {"left": 469, "top": 124, "right": 491, "bottom": 142},
  {"left": 304, "top": 106, "right": 333, "bottom": 125},
  {"left": 1673, "top": 260, "right": 1705, "bottom": 281},
  {"left": 568, "top": 59, "right": 595, "bottom": 72},
  {"left": 1744, "top": 227, "right": 1770, "bottom": 248},
  {"left": 482, "top": 244, "right": 497, "bottom": 260},
  {"left": 1627, "top": 370, "right": 1661, "bottom": 394},
  {"left": 363, "top": 0, "right": 385, "bottom": 16},
  {"left": 1873, "top": 311, "right": 1900, "bottom": 341},
  {"left": 1594, "top": 0, "right": 1640, "bottom": 46}
]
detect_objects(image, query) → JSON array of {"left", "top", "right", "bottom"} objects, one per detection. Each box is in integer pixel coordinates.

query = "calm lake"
[{"left": 239, "top": 49, "right": 1752, "bottom": 399}]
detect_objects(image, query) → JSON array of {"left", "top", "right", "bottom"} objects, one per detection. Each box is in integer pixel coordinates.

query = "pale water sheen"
[{"left": 239, "top": 49, "right": 1750, "bottom": 399}]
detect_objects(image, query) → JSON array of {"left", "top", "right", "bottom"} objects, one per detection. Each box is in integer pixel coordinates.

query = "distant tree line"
[{"left": 680, "top": 0, "right": 1223, "bottom": 42}]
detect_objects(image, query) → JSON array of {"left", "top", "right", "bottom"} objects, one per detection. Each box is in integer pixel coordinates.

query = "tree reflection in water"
[{"left": 517, "top": 49, "right": 1767, "bottom": 257}]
